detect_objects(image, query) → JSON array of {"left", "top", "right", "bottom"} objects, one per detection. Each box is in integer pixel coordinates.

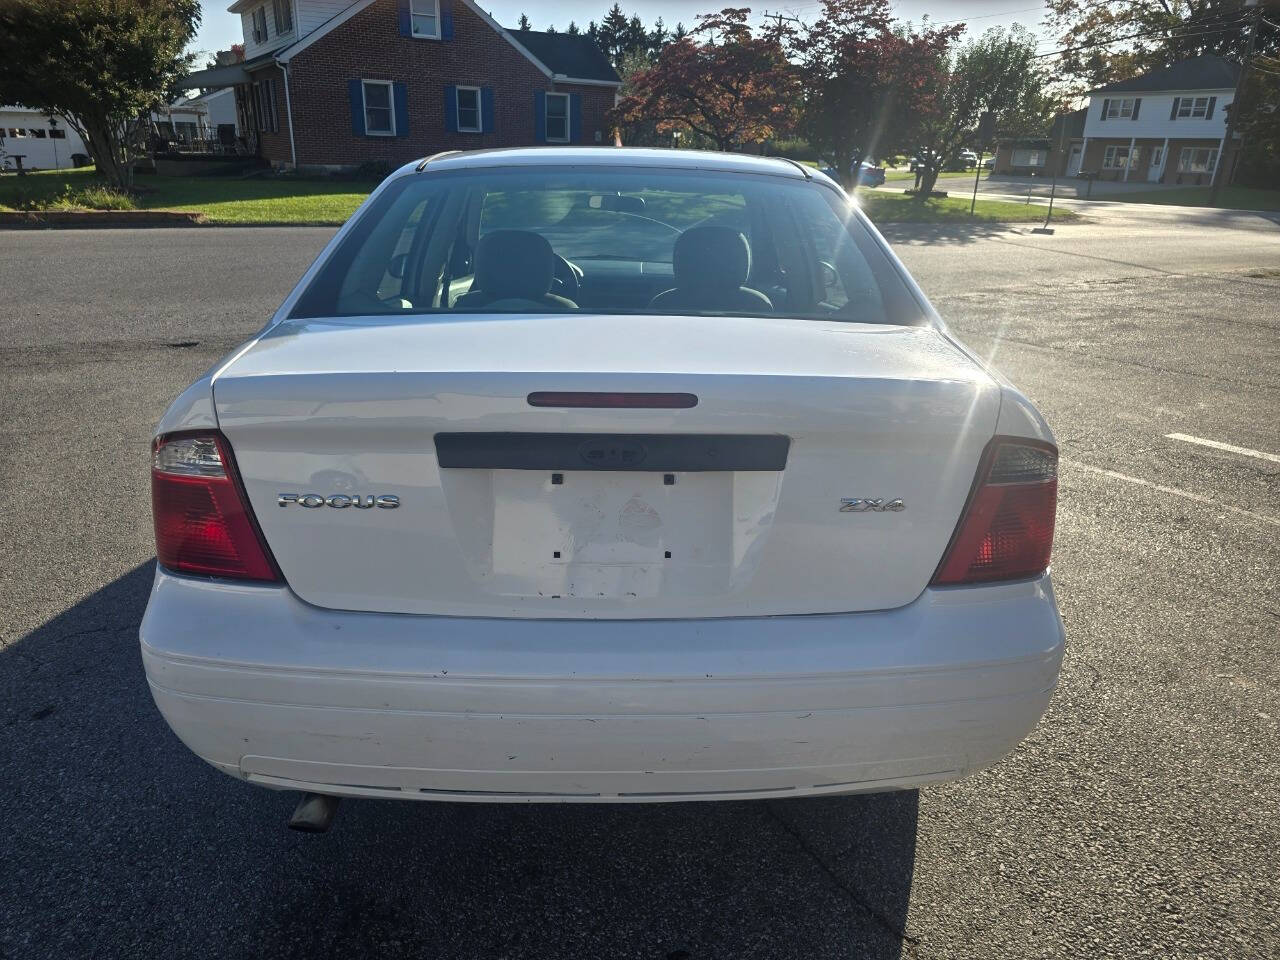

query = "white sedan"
[{"left": 141, "top": 148, "right": 1063, "bottom": 826}]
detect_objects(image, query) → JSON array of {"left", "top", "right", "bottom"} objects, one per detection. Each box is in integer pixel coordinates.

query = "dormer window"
[
  {"left": 272, "top": 0, "right": 293, "bottom": 35},
  {"left": 251, "top": 6, "right": 268, "bottom": 44},
  {"left": 410, "top": 0, "right": 440, "bottom": 38}
]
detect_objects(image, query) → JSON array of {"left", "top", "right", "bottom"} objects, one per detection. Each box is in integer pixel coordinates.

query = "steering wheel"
[{"left": 551, "top": 255, "right": 581, "bottom": 301}]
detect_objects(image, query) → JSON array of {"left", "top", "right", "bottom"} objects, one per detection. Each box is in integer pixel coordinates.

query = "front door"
[
  {"left": 1066, "top": 143, "right": 1083, "bottom": 176},
  {"left": 1147, "top": 146, "right": 1164, "bottom": 182}
]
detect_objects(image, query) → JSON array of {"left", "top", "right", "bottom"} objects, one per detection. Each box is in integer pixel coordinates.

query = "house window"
[
  {"left": 251, "top": 6, "right": 268, "bottom": 44},
  {"left": 50, "top": 128, "right": 67, "bottom": 139},
  {"left": 30, "top": 128, "right": 47, "bottom": 138},
  {"left": 254, "top": 78, "right": 279, "bottom": 133},
  {"left": 1178, "top": 147, "right": 1218, "bottom": 173},
  {"left": 456, "top": 86, "right": 481, "bottom": 132},
  {"left": 1011, "top": 148, "right": 1045, "bottom": 167},
  {"left": 1104, "top": 97, "right": 1135, "bottom": 119},
  {"left": 545, "top": 92, "right": 569, "bottom": 143},
  {"left": 410, "top": 0, "right": 439, "bottom": 38},
  {"left": 362, "top": 80, "right": 395, "bottom": 135},
  {"left": 6, "top": 128, "right": 26, "bottom": 137},
  {"left": 272, "top": 0, "right": 293, "bottom": 34},
  {"left": 1177, "top": 96, "right": 1210, "bottom": 119},
  {"left": 1102, "top": 145, "right": 1131, "bottom": 169}
]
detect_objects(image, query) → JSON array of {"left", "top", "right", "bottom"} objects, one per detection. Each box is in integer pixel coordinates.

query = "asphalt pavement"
[{"left": 1, "top": 208, "right": 1277, "bottom": 959}]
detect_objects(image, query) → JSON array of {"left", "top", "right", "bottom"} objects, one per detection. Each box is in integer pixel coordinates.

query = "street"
[{"left": 2, "top": 209, "right": 1278, "bottom": 959}]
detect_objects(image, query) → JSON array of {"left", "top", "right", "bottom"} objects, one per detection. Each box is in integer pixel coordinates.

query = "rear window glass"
[{"left": 291, "top": 166, "right": 925, "bottom": 326}]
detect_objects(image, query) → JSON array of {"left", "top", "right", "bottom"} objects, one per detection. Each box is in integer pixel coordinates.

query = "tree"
[
  {"left": 597, "top": 3, "right": 631, "bottom": 63},
  {"left": 1230, "top": 53, "right": 1280, "bottom": 186},
  {"left": 517, "top": 12, "right": 531, "bottom": 30},
  {"left": 567, "top": 20, "right": 580, "bottom": 35},
  {"left": 789, "top": 0, "right": 961, "bottom": 187},
  {"left": 610, "top": 8, "right": 799, "bottom": 151},
  {"left": 0, "top": 0, "right": 201, "bottom": 188},
  {"left": 1045, "top": 0, "right": 1280, "bottom": 91},
  {"left": 904, "top": 25, "right": 1049, "bottom": 198}
]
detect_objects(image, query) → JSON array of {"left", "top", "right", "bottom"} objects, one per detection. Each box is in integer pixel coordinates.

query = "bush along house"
[{"left": 178, "top": 0, "right": 621, "bottom": 173}]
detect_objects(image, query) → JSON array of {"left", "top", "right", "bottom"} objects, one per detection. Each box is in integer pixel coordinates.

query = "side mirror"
[{"left": 388, "top": 252, "right": 408, "bottom": 279}]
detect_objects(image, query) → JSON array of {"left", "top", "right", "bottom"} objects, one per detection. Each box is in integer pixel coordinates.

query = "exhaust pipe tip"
[{"left": 288, "top": 792, "right": 341, "bottom": 833}]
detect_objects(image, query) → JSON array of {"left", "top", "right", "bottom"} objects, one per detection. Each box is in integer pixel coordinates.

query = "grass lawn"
[
  {"left": 856, "top": 191, "right": 1076, "bottom": 224},
  {"left": 1110, "top": 185, "right": 1280, "bottom": 212},
  {"left": 884, "top": 169, "right": 916, "bottom": 181},
  {"left": 0, "top": 167, "right": 376, "bottom": 224},
  {"left": 2, "top": 166, "right": 1077, "bottom": 227}
]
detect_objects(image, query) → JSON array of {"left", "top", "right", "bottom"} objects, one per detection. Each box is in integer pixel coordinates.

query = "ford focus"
[{"left": 140, "top": 148, "right": 1064, "bottom": 818}]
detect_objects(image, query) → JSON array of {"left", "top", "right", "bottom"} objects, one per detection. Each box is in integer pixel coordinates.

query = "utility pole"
[
  {"left": 761, "top": 10, "right": 800, "bottom": 35},
  {"left": 1210, "top": 0, "right": 1261, "bottom": 207}
]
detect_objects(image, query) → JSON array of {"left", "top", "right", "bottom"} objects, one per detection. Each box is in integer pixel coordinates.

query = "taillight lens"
[
  {"left": 151, "top": 431, "right": 280, "bottom": 582},
  {"left": 931, "top": 439, "right": 1057, "bottom": 586}
]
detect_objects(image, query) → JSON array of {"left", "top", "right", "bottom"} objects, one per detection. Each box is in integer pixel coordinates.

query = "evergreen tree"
[{"left": 517, "top": 12, "right": 531, "bottom": 30}]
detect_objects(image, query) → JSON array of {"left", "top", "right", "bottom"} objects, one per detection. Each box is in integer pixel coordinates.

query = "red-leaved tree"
[
  {"left": 610, "top": 8, "right": 798, "bottom": 151},
  {"left": 789, "top": 0, "right": 962, "bottom": 188}
]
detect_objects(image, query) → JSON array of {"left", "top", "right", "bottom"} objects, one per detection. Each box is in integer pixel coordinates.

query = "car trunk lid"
[{"left": 213, "top": 314, "right": 999, "bottom": 618}]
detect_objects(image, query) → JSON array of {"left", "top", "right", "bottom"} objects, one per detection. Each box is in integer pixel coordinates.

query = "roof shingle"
[
  {"left": 509, "top": 29, "right": 621, "bottom": 84},
  {"left": 1093, "top": 54, "right": 1240, "bottom": 94}
]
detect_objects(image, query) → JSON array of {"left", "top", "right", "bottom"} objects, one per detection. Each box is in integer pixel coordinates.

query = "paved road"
[{"left": 2, "top": 214, "right": 1277, "bottom": 960}]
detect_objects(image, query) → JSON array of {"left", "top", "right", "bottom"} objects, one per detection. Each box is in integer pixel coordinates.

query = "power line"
[{"left": 1032, "top": 13, "right": 1249, "bottom": 61}]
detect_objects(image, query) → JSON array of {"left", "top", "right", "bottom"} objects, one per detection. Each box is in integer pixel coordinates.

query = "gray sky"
[{"left": 192, "top": 1, "right": 1059, "bottom": 61}]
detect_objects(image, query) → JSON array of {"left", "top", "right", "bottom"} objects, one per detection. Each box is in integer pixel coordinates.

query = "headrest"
[
  {"left": 672, "top": 226, "right": 752, "bottom": 290},
  {"left": 474, "top": 230, "right": 555, "bottom": 299}
]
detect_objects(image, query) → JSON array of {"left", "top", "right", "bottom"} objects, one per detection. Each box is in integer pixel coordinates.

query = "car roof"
[{"left": 399, "top": 147, "right": 813, "bottom": 180}]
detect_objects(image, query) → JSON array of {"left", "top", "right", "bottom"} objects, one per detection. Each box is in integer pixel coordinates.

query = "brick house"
[
  {"left": 993, "top": 55, "right": 1243, "bottom": 187},
  {"left": 180, "top": 0, "right": 620, "bottom": 172}
]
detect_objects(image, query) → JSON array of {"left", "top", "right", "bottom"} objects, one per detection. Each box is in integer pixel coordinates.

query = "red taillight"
[
  {"left": 151, "top": 431, "right": 280, "bottom": 582},
  {"left": 931, "top": 438, "right": 1057, "bottom": 586}
]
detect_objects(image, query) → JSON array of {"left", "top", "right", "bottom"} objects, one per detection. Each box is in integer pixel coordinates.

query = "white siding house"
[
  {"left": 1073, "top": 55, "right": 1241, "bottom": 185},
  {"left": 1, "top": 105, "right": 89, "bottom": 171}
]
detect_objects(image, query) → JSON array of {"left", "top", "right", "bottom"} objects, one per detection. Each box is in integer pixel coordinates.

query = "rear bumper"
[{"left": 140, "top": 569, "right": 1065, "bottom": 802}]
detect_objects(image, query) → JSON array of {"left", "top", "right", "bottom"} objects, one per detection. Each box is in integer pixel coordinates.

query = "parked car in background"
[
  {"left": 819, "top": 160, "right": 886, "bottom": 187},
  {"left": 983, "top": 156, "right": 995, "bottom": 169},
  {"left": 141, "top": 148, "right": 1064, "bottom": 820}
]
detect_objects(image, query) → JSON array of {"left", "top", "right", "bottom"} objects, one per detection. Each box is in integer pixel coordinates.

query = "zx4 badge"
[{"left": 840, "top": 498, "right": 906, "bottom": 513}]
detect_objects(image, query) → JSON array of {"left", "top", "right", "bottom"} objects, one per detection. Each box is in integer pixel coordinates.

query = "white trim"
[
  {"left": 544, "top": 91, "right": 570, "bottom": 143},
  {"left": 281, "top": 61, "right": 297, "bottom": 168},
  {"left": 361, "top": 79, "right": 396, "bottom": 136},
  {"left": 408, "top": 0, "right": 441, "bottom": 40},
  {"left": 551, "top": 74, "right": 622, "bottom": 88},
  {"left": 455, "top": 84, "right": 481, "bottom": 133}
]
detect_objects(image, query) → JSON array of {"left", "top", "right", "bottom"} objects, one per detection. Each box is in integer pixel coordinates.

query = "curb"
[{"left": 0, "top": 210, "right": 207, "bottom": 228}]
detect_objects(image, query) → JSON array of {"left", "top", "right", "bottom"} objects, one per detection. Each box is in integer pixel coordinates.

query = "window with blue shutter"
[
  {"left": 569, "top": 93, "right": 582, "bottom": 144},
  {"left": 534, "top": 90, "right": 546, "bottom": 142},
  {"left": 401, "top": 0, "right": 443, "bottom": 38},
  {"left": 481, "top": 87, "right": 495, "bottom": 134},
  {"left": 348, "top": 79, "right": 365, "bottom": 136},
  {"left": 393, "top": 82, "right": 409, "bottom": 138},
  {"left": 444, "top": 84, "right": 458, "bottom": 132}
]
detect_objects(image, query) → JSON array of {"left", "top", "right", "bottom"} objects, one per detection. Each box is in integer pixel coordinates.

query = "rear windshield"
[{"left": 291, "top": 166, "right": 925, "bottom": 326}]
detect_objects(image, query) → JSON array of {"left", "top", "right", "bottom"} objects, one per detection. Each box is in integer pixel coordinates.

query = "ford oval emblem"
[{"left": 578, "top": 438, "right": 647, "bottom": 468}]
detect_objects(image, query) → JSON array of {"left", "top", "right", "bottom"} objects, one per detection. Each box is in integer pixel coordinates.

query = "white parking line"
[
  {"left": 1062, "top": 459, "right": 1280, "bottom": 528},
  {"left": 1166, "top": 433, "right": 1280, "bottom": 465}
]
